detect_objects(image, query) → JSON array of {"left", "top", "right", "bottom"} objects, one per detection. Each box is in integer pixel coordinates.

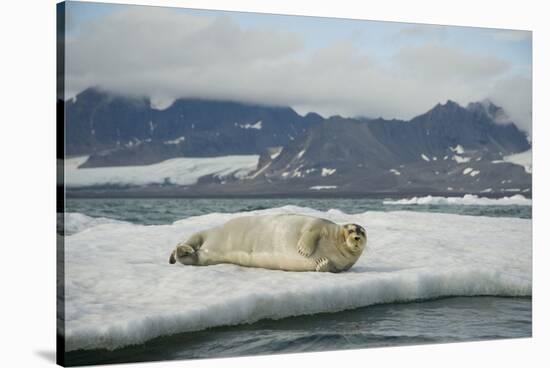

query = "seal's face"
[{"left": 343, "top": 224, "right": 367, "bottom": 253}]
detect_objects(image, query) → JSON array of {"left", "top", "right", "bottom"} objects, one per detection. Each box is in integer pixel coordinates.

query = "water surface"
[
  {"left": 66, "top": 197, "right": 531, "bottom": 226},
  {"left": 64, "top": 296, "right": 531, "bottom": 366}
]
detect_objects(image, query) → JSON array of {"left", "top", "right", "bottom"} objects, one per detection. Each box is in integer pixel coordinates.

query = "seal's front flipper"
[
  {"left": 169, "top": 250, "right": 176, "bottom": 264},
  {"left": 297, "top": 228, "right": 321, "bottom": 257},
  {"left": 183, "top": 232, "right": 205, "bottom": 251}
]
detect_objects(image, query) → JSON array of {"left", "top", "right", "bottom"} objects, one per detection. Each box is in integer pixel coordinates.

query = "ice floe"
[
  {"left": 384, "top": 194, "right": 531, "bottom": 206},
  {"left": 63, "top": 206, "right": 531, "bottom": 351}
]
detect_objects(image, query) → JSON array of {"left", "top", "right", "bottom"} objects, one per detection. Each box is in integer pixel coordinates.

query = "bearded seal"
[{"left": 169, "top": 214, "right": 367, "bottom": 273}]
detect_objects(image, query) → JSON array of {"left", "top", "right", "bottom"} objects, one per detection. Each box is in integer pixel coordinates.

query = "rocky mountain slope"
[
  {"left": 66, "top": 88, "right": 321, "bottom": 166},
  {"left": 242, "top": 100, "right": 530, "bottom": 195},
  {"left": 63, "top": 89, "right": 531, "bottom": 196}
]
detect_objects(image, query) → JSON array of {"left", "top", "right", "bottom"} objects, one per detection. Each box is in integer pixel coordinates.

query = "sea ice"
[
  {"left": 383, "top": 194, "right": 531, "bottom": 206},
  {"left": 63, "top": 207, "right": 531, "bottom": 351}
]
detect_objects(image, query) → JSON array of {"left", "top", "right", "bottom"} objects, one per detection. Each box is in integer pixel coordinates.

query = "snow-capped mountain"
[
  {"left": 244, "top": 100, "right": 530, "bottom": 195},
  {"left": 65, "top": 88, "right": 321, "bottom": 166},
  {"left": 62, "top": 90, "right": 531, "bottom": 196}
]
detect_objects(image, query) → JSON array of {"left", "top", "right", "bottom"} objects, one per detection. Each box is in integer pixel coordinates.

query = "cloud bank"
[{"left": 65, "top": 6, "right": 532, "bottom": 132}]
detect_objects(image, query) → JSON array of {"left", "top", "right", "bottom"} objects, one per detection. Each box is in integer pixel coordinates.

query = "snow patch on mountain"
[{"left": 65, "top": 155, "right": 259, "bottom": 187}]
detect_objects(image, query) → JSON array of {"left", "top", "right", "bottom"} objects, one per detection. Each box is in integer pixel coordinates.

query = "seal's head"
[{"left": 342, "top": 223, "right": 367, "bottom": 254}]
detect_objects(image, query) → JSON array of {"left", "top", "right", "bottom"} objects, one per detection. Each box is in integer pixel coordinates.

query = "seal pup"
[{"left": 169, "top": 214, "right": 367, "bottom": 273}]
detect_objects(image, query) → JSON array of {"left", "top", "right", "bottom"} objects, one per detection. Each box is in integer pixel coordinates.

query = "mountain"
[
  {"left": 66, "top": 88, "right": 317, "bottom": 166},
  {"left": 63, "top": 90, "right": 531, "bottom": 196},
  {"left": 243, "top": 100, "right": 531, "bottom": 195}
]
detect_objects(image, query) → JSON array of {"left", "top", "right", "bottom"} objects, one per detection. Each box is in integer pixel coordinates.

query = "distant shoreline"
[{"left": 64, "top": 187, "right": 531, "bottom": 200}]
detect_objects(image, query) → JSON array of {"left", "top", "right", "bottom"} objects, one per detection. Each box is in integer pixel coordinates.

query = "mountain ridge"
[
  {"left": 63, "top": 88, "right": 531, "bottom": 196},
  {"left": 66, "top": 88, "right": 529, "bottom": 164}
]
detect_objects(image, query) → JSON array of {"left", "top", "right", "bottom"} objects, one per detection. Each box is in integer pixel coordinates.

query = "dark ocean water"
[
  {"left": 65, "top": 197, "right": 531, "bottom": 226},
  {"left": 63, "top": 197, "right": 532, "bottom": 366},
  {"left": 64, "top": 296, "right": 531, "bottom": 366}
]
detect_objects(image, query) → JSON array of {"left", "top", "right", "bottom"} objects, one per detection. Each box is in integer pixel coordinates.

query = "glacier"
[{"left": 64, "top": 155, "right": 259, "bottom": 187}]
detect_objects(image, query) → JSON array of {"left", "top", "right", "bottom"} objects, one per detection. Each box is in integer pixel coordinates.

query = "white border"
[{"left": 1, "top": 0, "right": 548, "bottom": 367}]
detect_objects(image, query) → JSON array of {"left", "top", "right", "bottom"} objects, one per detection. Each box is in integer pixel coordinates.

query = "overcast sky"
[{"left": 64, "top": 2, "right": 532, "bottom": 132}]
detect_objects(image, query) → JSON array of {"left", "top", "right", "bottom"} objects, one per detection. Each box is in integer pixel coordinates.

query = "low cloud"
[
  {"left": 489, "top": 76, "right": 532, "bottom": 135},
  {"left": 65, "top": 6, "right": 532, "bottom": 133}
]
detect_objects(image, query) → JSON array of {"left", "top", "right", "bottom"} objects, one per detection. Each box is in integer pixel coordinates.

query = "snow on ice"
[{"left": 63, "top": 206, "right": 531, "bottom": 351}]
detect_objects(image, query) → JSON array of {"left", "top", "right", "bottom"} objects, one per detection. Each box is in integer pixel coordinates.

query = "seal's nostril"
[{"left": 354, "top": 236, "right": 360, "bottom": 241}]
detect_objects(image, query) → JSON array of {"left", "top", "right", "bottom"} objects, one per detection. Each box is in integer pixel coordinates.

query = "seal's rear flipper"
[{"left": 169, "top": 250, "right": 176, "bottom": 264}]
